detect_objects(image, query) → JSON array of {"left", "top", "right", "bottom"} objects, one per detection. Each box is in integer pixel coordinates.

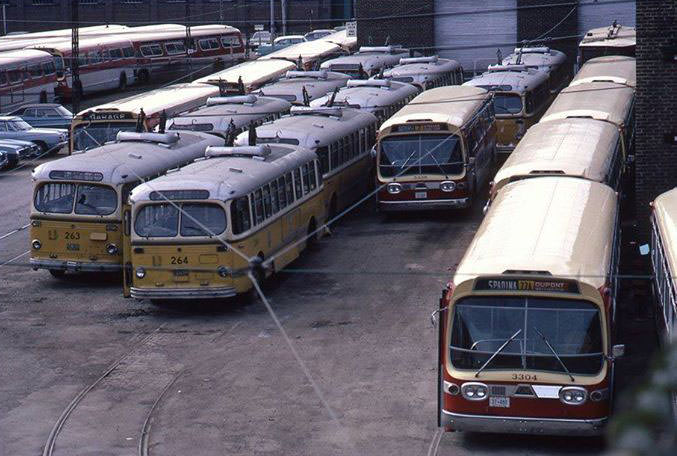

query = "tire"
[
  {"left": 138, "top": 70, "right": 150, "bottom": 84},
  {"left": 32, "top": 141, "right": 53, "bottom": 157},
  {"left": 118, "top": 73, "right": 127, "bottom": 91},
  {"left": 328, "top": 195, "right": 337, "bottom": 224},
  {"left": 49, "top": 269, "right": 65, "bottom": 279},
  {"left": 306, "top": 218, "right": 318, "bottom": 249}
]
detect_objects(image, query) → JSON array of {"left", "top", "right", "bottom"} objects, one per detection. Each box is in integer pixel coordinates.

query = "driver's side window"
[{"left": 0, "top": 121, "right": 7, "bottom": 132}]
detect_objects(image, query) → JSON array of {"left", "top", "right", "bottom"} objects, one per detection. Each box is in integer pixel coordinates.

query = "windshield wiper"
[
  {"left": 428, "top": 151, "right": 449, "bottom": 178},
  {"left": 534, "top": 328, "right": 575, "bottom": 382},
  {"left": 397, "top": 149, "right": 418, "bottom": 177},
  {"left": 474, "top": 329, "right": 521, "bottom": 378}
]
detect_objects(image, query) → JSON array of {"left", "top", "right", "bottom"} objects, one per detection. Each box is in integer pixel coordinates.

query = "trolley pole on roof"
[{"left": 71, "top": 0, "right": 80, "bottom": 116}]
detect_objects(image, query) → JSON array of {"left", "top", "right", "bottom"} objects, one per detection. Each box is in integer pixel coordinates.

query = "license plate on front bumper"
[
  {"left": 489, "top": 397, "right": 510, "bottom": 408},
  {"left": 415, "top": 191, "right": 427, "bottom": 199}
]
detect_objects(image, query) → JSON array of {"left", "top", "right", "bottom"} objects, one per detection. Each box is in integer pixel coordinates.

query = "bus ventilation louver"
[
  {"left": 206, "top": 95, "right": 257, "bottom": 106},
  {"left": 117, "top": 131, "right": 179, "bottom": 145},
  {"left": 359, "top": 45, "right": 398, "bottom": 54},
  {"left": 399, "top": 56, "right": 438, "bottom": 65},
  {"left": 285, "top": 70, "right": 328, "bottom": 80},
  {"left": 347, "top": 79, "right": 391, "bottom": 88},
  {"left": 290, "top": 106, "right": 343, "bottom": 118},
  {"left": 205, "top": 145, "right": 271, "bottom": 159},
  {"left": 487, "top": 64, "right": 529, "bottom": 73}
]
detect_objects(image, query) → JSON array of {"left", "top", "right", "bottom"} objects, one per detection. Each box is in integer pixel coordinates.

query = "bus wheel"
[
  {"left": 243, "top": 253, "right": 266, "bottom": 305},
  {"left": 49, "top": 269, "right": 65, "bottom": 279},
  {"left": 138, "top": 69, "right": 150, "bottom": 84},
  {"left": 118, "top": 73, "right": 127, "bottom": 91},
  {"left": 306, "top": 217, "right": 319, "bottom": 249},
  {"left": 328, "top": 195, "right": 337, "bottom": 223}
]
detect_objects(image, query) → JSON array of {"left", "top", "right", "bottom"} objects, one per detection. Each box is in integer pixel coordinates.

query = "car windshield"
[
  {"left": 34, "top": 183, "right": 76, "bottom": 214},
  {"left": 55, "top": 106, "right": 73, "bottom": 116},
  {"left": 74, "top": 184, "right": 117, "bottom": 215},
  {"left": 379, "top": 134, "right": 464, "bottom": 177},
  {"left": 72, "top": 122, "right": 137, "bottom": 152},
  {"left": 135, "top": 203, "right": 227, "bottom": 238},
  {"left": 8, "top": 120, "right": 32, "bottom": 131},
  {"left": 493, "top": 93, "right": 523, "bottom": 114},
  {"left": 450, "top": 296, "right": 604, "bottom": 375}
]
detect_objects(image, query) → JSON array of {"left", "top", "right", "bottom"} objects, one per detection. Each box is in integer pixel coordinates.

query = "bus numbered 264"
[
  {"left": 437, "top": 176, "right": 623, "bottom": 436},
  {"left": 30, "top": 131, "right": 223, "bottom": 277},
  {"left": 375, "top": 86, "right": 496, "bottom": 211},
  {"left": 126, "top": 144, "right": 325, "bottom": 299}
]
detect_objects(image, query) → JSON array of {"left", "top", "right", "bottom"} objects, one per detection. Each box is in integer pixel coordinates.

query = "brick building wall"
[
  {"left": 635, "top": 0, "right": 677, "bottom": 239},
  {"left": 355, "top": 0, "right": 434, "bottom": 52}
]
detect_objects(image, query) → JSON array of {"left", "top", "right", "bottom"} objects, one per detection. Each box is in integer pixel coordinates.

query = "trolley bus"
[
  {"left": 383, "top": 56, "right": 464, "bottom": 91},
  {"left": 0, "top": 49, "right": 61, "bottom": 113},
  {"left": 501, "top": 47, "right": 569, "bottom": 94},
  {"left": 70, "top": 82, "right": 220, "bottom": 153},
  {"left": 437, "top": 176, "right": 623, "bottom": 436},
  {"left": 255, "top": 70, "right": 350, "bottom": 105},
  {"left": 570, "top": 56, "right": 636, "bottom": 89},
  {"left": 540, "top": 81, "right": 635, "bottom": 157},
  {"left": 310, "top": 79, "right": 419, "bottom": 124},
  {"left": 375, "top": 86, "right": 496, "bottom": 211},
  {"left": 236, "top": 106, "right": 379, "bottom": 220},
  {"left": 320, "top": 45, "right": 409, "bottom": 78},
  {"left": 651, "top": 188, "right": 677, "bottom": 342},
  {"left": 193, "top": 59, "right": 297, "bottom": 95},
  {"left": 464, "top": 65, "right": 551, "bottom": 156},
  {"left": 260, "top": 39, "right": 346, "bottom": 70},
  {"left": 30, "top": 131, "right": 223, "bottom": 277},
  {"left": 126, "top": 144, "right": 325, "bottom": 299},
  {"left": 489, "top": 118, "right": 623, "bottom": 201},
  {"left": 167, "top": 95, "right": 291, "bottom": 136},
  {"left": 578, "top": 23, "right": 636, "bottom": 66}
]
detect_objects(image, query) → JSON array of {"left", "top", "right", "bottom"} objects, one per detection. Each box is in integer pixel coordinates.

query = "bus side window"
[
  {"left": 329, "top": 142, "right": 339, "bottom": 170},
  {"left": 277, "top": 176, "right": 287, "bottom": 209},
  {"left": 253, "top": 189, "right": 264, "bottom": 225},
  {"left": 359, "top": 128, "right": 366, "bottom": 153},
  {"left": 293, "top": 168, "right": 303, "bottom": 199},
  {"left": 285, "top": 172, "right": 294, "bottom": 204},
  {"left": 308, "top": 162, "right": 317, "bottom": 190},
  {"left": 313, "top": 160, "right": 321, "bottom": 186},
  {"left": 317, "top": 146, "right": 329, "bottom": 173},
  {"left": 301, "top": 164, "right": 311, "bottom": 194},
  {"left": 231, "top": 196, "right": 251, "bottom": 234},
  {"left": 270, "top": 180, "right": 280, "bottom": 214}
]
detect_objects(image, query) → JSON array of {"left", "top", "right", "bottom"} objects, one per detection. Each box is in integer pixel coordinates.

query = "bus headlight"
[
  {"left": 106, "top": 243, "right": 119, "bottom": 255},
  {"left": 217, "top": 266, "right": 230, "bottom": 278},
  {"left": 387, "top": 183, "right": 402, "bottom": 194},
  {"left": 559, "top": 387, "right": 587, "bottom": 405},
  {"left": 135, "top": 266, "right": 146, "bottom": 279},
  {"left": 32, "top": 239, "right": 42, "bottom": 250},
  {"left": 440, "top": 181, "right": 456, "bottom": 192},
  {"left": 461, "top": 382, "right": 488, "bottom": 401}
]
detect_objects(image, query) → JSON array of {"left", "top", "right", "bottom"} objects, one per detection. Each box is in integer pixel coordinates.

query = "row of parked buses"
[
  {"left": 435, "top": 40, "right": 637, "bottom": 436},
  {"left": 0, "top": 23, "right": 245, "bottom": 113}
]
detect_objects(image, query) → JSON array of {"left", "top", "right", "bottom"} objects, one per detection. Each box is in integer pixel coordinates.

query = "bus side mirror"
[
  {"left": 612, "top": 344, "right": 625, "bottom": 358},
  {"left": 370, "top": 145, "right": 377, "bottom": 158}
]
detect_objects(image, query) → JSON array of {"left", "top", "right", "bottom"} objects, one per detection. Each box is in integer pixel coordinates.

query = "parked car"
[
  {"left": 0, "top": 139, "right": 41, "bottom": 158},
  {"left": 8, "top": 103, "right": 73, "bottom": 130},
  {"left": 0, "top": 140, "right": 37, "bottom": 170},
  {"left": 257, "top": 35, "right": 307, "bottom": 56},
  {"left": 304, "top": 29, "right": 334, "bottom": 41},
  {"left": 0, "top": 116, "right": 68, "bottom": 156},
  {"left": 249, "top": 30, "right": 272, "bottom": 50}
]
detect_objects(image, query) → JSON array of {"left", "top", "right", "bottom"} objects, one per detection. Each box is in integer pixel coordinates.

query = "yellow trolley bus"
[
  {"left": 30, "top": 131, "right": 223, "bottom": 277},
  {"left": 438, "top": 176, "right": 623, "bottom": 436},
  {"left": 651, "top": 188, "right": 677, "bottom": 342},
  {"left": 236, "top": 106, "right": 379, "bottom": 220},
  {"left": 126, "top": 144, "right": 325, "bottom": 299},
  {"left": 570, "top": 56, "right": 635, "bottom": 89},
  {"left": 578, "top": 23, "right": 636, "bottom": 66}
]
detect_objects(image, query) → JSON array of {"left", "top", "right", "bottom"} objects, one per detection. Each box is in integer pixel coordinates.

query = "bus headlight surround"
[
  {"left": 135, "top": 266, "right": 146, "bottom": 279},
  {"left": 387, "top": 183, "right": 402, "bottom": 194},
  {"left": 217, "top": 266, "right": 230, "bottom": 278},
  {"left": 559, "top": 387, "right": 587, "bottom": 405},
  {"left": 461, "top": 382, "right": 488, "bottom": 401},
  {"left": 106, "top": 243, "right": 119, "bottom": 255},
  {"left": 32, "top": 239, "right": 42, "bottom": 250},
  {"left": 440, "top": 181, "right": 456, "bottom": 192}
]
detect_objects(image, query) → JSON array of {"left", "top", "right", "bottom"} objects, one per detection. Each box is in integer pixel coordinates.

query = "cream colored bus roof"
[
  {"left": 653, "top": 188, "right": 677, "bottom": 288},
  {"left": 194, "top": 59, "right": 296, "bottom": 86},
  {"left": 570, "top": 56, "right": 636, "bottom": 88},
  {"left": 540, "top": 81, "right": 634, "bottom": 128},
  {"left": 260, "top": 40, "right": 342, "bottom": 64},
  {"left": 454, "top": 177, "right": 617, "bottom": 289},
  {"left": 493, "top": 118, "right": 620, "bottom": 192},
  {"left": 380, "top": 86, "right": 490, "bottom": 133},
  {"left": 580, "top": 25, "right": 636, "bottom": 48}
]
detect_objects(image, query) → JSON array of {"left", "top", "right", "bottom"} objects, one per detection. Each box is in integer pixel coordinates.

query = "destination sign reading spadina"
[{"left": 474, "top": 277, "right": 580, "bottom": 294}]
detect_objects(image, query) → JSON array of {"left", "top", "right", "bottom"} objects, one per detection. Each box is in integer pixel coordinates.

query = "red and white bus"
[{"left": 0, "top": 49, "right": 60, "bottom": 113}]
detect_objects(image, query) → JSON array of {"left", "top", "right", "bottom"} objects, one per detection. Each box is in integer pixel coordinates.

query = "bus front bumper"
[
  {"left": 130, "top": 286, "right": 238, "bottom": 300},
  {"left": 441, "top": 410, "right": 607, "bottom": 436},
  {"left": 378, "top": 198, "right": 470, "bottom": 212},
  {"left": 31, "top": 258, "right": 120, "bottom": 272}
]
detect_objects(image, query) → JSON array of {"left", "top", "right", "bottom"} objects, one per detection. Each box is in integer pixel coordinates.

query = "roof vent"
[
  {"left": 359, "top": 45, "right": 396, "bottom": 54},
  {"left": 285, "top": 70, "right": 328, "bottom": 80},
  {"left": 206, "top": 95, "right": 257, "bottom": 106},
  {"left": 399, "top": 56, "right": 438, "bottom": 65},
  {"left": 488, "top": 64, "right": 528, "bottom": 73},
  {"left": 117, "top": 131, "right": 179, "bottom": 144},
  {"left": 290, "top": 106, "right": 343, "bottom": 117},
  {"left": 205, "top": 145, "right": 271, "bottom": 158},
  {"left": 514, "top": 46, "right": 550, "bottom": 54},
  {"left": 347, "top": 79, "right": 391, "bottom": 88}
]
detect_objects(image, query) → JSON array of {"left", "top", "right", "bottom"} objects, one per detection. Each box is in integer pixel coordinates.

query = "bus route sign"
[{"left": 474, "top": 277, "right": 580, "bottom": 294}]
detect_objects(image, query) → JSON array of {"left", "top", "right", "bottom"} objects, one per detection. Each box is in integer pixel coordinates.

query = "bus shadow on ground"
[{"left": 458, "top": 432, "right": 605, "bottom": 454}]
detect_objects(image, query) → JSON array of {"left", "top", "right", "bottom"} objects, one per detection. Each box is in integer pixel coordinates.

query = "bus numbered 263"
[
  {"left": 126, "top": 144, "right": 325, "bottom": 299},
  {"left": 437, "top": 176, "right": 623, "bottom": 436},
  {"left": 30, "top": 131, "right": 223, "bottom": 277},
  {"left": 375, "top": 86, "right": 496, "bottom": 211}
]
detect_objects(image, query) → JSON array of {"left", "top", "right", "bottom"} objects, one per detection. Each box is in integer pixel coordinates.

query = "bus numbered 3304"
[
  {"left": 30, "top": 131, "right": 223, "bottom": 277},
  {"left": 436, "top": 176, "right": 623, "bottom": 436},
  {"left": 375, "top": 86, "right": 496, "bottom": 211}
]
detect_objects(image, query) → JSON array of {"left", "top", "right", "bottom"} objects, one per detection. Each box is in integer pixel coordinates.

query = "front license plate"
[
  {"left": 489, "top": 397, "right": 510, "bottom": 408},
  {"left": 66, "top": 243, "right": 80, "bottom": 251},
  {"left": 415, "top": 191, "right": 427, "bottom": 199}
]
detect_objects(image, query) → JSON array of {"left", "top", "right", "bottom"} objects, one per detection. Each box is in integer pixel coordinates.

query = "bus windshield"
[
  {"left": 135, "top": 203, "right": 227, "bottom": 238},
  {"left": 35, "top": 183, "right": 117, "bottom": 215},
  {"left": 450, "top": 296, "right": 604, "bottom": 375},
  {"left": 72, "top": 121, "right": 137, "bottom": 152},
  {"left": 493, "top": 93, "right": 523, "bottom": 114},
  {"left": 379, "top": 134, "right": 463, "bottom": 177}
]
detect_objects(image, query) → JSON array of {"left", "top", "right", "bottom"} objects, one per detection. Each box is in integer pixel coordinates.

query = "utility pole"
[
  {"left": 71, "top": 0, "right": 80, "bottom": 116},
  {"left": 219, "top": 0, "right": 224, "bottom": 24},
  {"left": 281, "top": 0, "right": 287, "bottom": 36},
  {"left": 269, "top": 0, "right": 275, "bottom": 39},
  {"left": 2, "top": 5, "right": 6, "bottom": 36}
]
